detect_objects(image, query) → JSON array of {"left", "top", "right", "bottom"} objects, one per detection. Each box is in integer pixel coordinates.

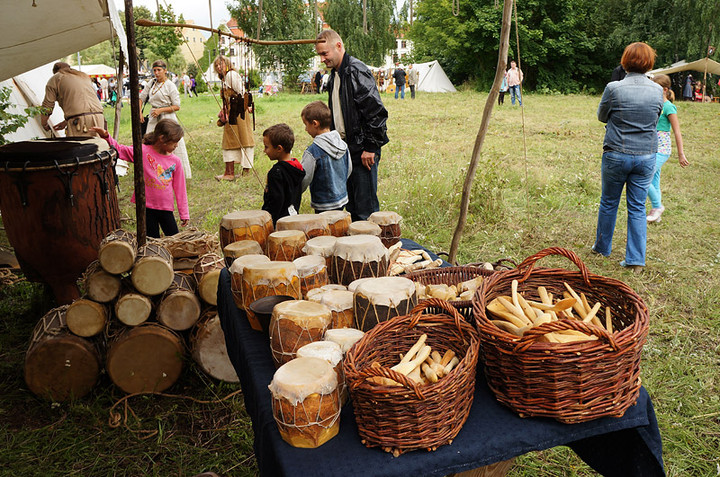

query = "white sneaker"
[{"left": 647, "top": 206, "right": 665, "bottom": 223}]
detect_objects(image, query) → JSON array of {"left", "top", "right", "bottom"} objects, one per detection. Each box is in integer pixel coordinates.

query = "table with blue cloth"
[{"left": 217, "top": 240, "right": 665, "bottom": 477}]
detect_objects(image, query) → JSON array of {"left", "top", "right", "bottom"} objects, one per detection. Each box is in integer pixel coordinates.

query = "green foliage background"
[
  {"left": 409, "top": 0, "right": 720, "bottom": 93},
  {"left": 324, "top": 0, "right": 397, "bottom": 66},
  {"left": 228, "top": 0, "right": 316, "bottom": 86}
]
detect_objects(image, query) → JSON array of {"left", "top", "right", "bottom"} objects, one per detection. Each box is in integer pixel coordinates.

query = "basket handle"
[
  {"left": 513, "top": 319, "right": 617, "bottom": 353},
  {"left": 515, "top": 247, "right": 592, "bottom": 287},
  {"left": 409, "top": 298, "right": 465, "bottom": 337},
  {"left": 353, "top": 364, "right": 425, "bottom": 400}
]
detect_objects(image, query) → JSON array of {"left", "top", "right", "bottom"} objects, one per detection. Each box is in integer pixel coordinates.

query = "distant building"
[
  {"left": 385, "top": 36, "right": 413, "bottom": 69},
  {"left": 204, "top": 19, "right": 257, "bottom": 84},
  {"left": 179, "top": 20, "right": 206, "bottom": 68}
]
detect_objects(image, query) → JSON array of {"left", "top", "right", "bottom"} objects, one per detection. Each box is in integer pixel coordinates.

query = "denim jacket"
[
  {"left": 301, "top": 131, "right": 352, "bottom": 211},
  {"left": 598, "top": 72, "right": 663, "bottom": 155}
]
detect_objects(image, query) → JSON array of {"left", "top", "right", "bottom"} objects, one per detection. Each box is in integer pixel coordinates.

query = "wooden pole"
[
  {"left": 134, "top": 19, "right": 319, "bottom": 45},
  {"left": 256, "top": 0, "right": 263, "bottom": 41},
  {"left": 112, "top": 48, "right": 124, "bottom": 140},
  {"left": 448, "top": 0, "right": 514, "bottom": 264},
  {"left": 124, "top": 0, "right": 146, "bottom": 247}
]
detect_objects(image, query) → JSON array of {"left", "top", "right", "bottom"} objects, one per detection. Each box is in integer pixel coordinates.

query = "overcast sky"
[{"left": 130, "top": 0, "right": 232, "bottom": 37}]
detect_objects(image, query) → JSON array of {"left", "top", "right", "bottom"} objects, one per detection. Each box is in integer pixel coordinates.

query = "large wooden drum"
[
  {"left": 81, "top": 260, "right": 121, "bottom": 303},
  {"left": 268, "top": 357, "right": 341, "bottom": 448},
  {"left": 303, "top": 236, "right": 337, "bottom": 273},
  {"left": 309, "top": 289, "right": 355, "bottom": 329},
  {"left": 193, "top": 252, "right": 225, "bottom": 306},
  {"left": 241, "top": 261, "right": 301, "bottom": 331},
  {"left": 347, "top": 220, "right": 381, "bottom": 237},
  {"left": 106, "top": 323, "right": 184, "bottom": 394},
  {"left": 353, "top": 277, "right": 417, "bottom": 332},
  {"left": 269, "top": 299, "right": 332, "bottom": 367},
  {"left": 229, "top": 254, "right": 271, "bottom": 309},
  {"left": 368, "top": 211, "right": 403, "bottom": 247},
  {"left": 267, "top": 230, "right": 307, "bottom": 261},
  {"left": 65, "top": 298, "right": 108, "bottom": 337},
  {"left": 24, "top": 305, "right": 102, "bottom": 400},
  {"left": 324, "top": 327, "right": 365, "bottom": 354},
  {"left": 219, "top": 210, "right": 273, "bottom": 251},
  {"left": 131, "top": 243, "right": 174, "bottom": 296},
  {"left": 305, "top": 284, "right": 347, "bottom": 301},
  {"left": 331, "top": 235, "right": 388, "bottom": 286},
  {"left": 319, "top": 210, "right": 351, "bottom": 237},
  {"left": 98, "top": 229, "right": 137, "bottom": 274},
  {"left": 293, "top": 255, "right": 329, "bottom": 299},
  {"left": 297, "top": 340, "right": 346, "bottom": 404},
  {"left": 276, "top": 214, "right": 330, "bottom": 239},
  {"left": 190, "top": 308, "right": 239, "bottom": 383},
  {"left": 0, "top": 137, "right": 120, "bottom": 304},
  {"left": 157, "top": 273, "right": 201, "bottom": 331},
  {"left": 115, "top": 286, "right": 153, "bottom": 326},
  {"left": 223, "top": 239, "right": 263, "bottom": 268}
]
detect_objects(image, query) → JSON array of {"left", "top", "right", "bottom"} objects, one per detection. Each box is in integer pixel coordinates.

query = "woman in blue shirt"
[{"left": 593, "top": 42, "right": 664, "bottom": 272}]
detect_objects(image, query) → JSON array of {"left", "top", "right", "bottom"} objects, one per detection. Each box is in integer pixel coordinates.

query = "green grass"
[{"left": 1, "top": 90, "right": 719, "bottom": 476}]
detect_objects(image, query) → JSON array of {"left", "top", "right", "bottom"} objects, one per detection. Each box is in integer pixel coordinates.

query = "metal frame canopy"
[{"left": 0, "top": 0, "right": 127, "bottom": 82}]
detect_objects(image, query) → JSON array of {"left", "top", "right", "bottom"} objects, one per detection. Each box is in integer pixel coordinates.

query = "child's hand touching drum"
[{"left": 90, "top": 127, "right": 109, "bottom": 139}]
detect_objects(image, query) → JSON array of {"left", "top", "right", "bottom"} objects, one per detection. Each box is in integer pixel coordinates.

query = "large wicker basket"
[
  {"left": 473, "top": 247, "right": 649, "bottom": 424},
  {"left": 344, "top": 298, "right": 479, "bottom": 455},
  {"left": 405, "top": 266, "right": 495, "bottom": 319}
]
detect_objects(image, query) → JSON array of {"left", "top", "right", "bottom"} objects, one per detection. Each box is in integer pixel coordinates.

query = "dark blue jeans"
[
  {"left": 346, "top": 149, "right": 380, "bottom": 221},
  {"left": 593, "top": 151, "right": 655, "bottom": 266}
]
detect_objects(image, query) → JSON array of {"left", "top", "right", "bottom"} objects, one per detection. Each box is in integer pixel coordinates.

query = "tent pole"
[
  {"left": 448, "top": 0, "right": 514, "bottom": 264},
  {"left": 124, "top": 0, "right": 147, "bottom": 247},
  {"left": 113, "top": 48, "right": 124, "bottom": 140}
]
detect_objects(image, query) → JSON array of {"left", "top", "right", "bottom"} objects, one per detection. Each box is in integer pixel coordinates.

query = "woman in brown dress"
[{"left": 213, "top": 56, "right": 255, "bottom": 181}]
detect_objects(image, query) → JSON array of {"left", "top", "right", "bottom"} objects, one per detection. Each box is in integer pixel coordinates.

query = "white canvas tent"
[
  {"left": 414, "top": 60, "right": 456, "bottom": 93},
  {"left": 77, "top": 64, "right": 118, "bottom": 78},
  {"left": 649, "top": 58, "right": 720, "bottom": 76},
  {"left": 0, "top": 0, "right": 126, "bottom": 141}
]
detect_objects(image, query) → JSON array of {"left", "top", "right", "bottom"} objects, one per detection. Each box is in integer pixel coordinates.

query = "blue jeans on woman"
[
  {"left": 593, "top": 150, "right": 655, "bottom": 266},
  {"left": 509, "top": 85, "right": 522, "bottom": 105},
  {"left": 647, "top": 153, "right": 670, "bottom": 209}
]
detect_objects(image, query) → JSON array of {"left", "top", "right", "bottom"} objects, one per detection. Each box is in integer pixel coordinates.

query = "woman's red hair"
[{"left": 621, "top": 42, "right": 657, "bottom": 73}]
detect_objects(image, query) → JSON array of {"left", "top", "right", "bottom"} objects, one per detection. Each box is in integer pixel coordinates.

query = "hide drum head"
[{"left": 106, "top": 325, "right": 184, "bottom": 394}]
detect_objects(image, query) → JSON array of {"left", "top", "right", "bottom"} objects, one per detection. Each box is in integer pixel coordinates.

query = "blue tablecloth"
[{"left": 218, "top": 243, "right": 665, "bottom": 477}]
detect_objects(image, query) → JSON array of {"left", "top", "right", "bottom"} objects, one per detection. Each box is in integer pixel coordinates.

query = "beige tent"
[
  {"left": 0, "top": 0, "right": 127, "bottom": 82},
  {"left": 649, "top": 58, "right": 720, "bottom": 76}
]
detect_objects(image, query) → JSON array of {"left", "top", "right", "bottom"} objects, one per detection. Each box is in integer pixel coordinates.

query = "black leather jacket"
[{"left": 327, "top": 53, "right": 389, "bottom": 156}]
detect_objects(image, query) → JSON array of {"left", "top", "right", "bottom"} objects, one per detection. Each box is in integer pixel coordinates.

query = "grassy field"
[{"left": 1, "top": 88, "right": 719, "bottom": 476}]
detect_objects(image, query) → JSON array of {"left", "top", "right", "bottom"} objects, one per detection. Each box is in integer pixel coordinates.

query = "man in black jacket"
[{"left": 315, "top": 29, "right": 389, "bottom": 221}]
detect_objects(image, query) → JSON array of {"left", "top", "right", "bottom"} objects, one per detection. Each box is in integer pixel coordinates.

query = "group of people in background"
[
  {"left": 39, "top": 28, "right": 388, "bottom": 239},
  {"left": 498, "top": 60, "right": 523, "bottom": 106},
  {"left": 40, "top": 38, "right": 696, "bottom": 260}
]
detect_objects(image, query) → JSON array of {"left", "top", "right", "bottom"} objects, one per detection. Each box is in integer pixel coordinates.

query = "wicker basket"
[
  {"left": 405, "top": 266, "right": 495, "bottom": 319},
  {"left": 344, "top": 298, "right": 479, "bottom": 455},
  {"left": 473, "top": 247, "right": 649, "bottom": 423}
]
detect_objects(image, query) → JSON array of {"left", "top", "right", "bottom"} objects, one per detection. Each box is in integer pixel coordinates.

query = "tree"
[
  {"left": 0, "top": 87, "right": 43, "bottom": 145},
  {"left": 119, "top": 6, "right": 154, "bottom": 61},
  {"left": 138, "top": 4, "right": 184, "bottom": 64},
  {"left": 324, "top": 0, "right": 396, "bottom": 66},
  {"left": 229, "top": 0, "right": 316, "bottom": 86}
]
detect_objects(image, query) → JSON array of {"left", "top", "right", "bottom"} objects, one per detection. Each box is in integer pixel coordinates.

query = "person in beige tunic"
[
  {"left": 40, "top": 62, "right": 105, "bottom": 137},
  {"left": 213, "top": 55, "right": 255, "bottom": 181}
]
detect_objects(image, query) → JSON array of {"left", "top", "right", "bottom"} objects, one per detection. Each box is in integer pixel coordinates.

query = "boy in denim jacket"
[{"left": 300, "top": 101, "right": 352, "bottom": 212}]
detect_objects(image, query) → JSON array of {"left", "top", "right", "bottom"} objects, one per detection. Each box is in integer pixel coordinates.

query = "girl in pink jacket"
[{"left": 92, "top": 119, "right": 190, "bottom": 237}]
